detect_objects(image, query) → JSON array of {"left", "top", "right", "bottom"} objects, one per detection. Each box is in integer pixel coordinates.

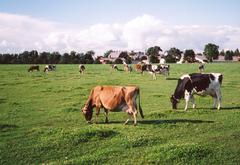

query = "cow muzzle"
[{"left": 170, "top": 95, "right": 179, "bottom": 109}]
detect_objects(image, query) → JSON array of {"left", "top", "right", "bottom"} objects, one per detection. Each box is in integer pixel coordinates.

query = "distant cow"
[
  {"left": 79, "top": 64, "right": 85, "bottom": 74},
  {"left": 82, "top": 86, "right": 144, "bottom": 125},
  {"left": 123, "top": 64, "right": 132, "bottom": 73},
  {"left": 135, "top": 63, "right": 142, "bottom": 72},
  {"left": 44, "top": 65, "right": 56, "bottom": 72},
  {"left": 171, "top": 73, "right": 223, "bottom": 110},
  {"left": 153, "top": 64, "right": 170, "bottom": 79},
  {"left": 198, "top": 64, "right": 205, "bottom": 73},
  {"left": 140, "top": 64, "right": 170, "bottom": 79},
  {"left": 111, "top": 64, "right": 119, "bottom": 71},
  {"left": 28, "top": 65, "right": 39, "bottom": 72}
]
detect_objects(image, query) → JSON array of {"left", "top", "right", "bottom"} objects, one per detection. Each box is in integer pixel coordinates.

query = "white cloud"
[{"left": 0, "top": 12, "right": 239, "bottom": 54}]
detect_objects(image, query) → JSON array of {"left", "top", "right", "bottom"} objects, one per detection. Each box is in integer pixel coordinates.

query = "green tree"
[
  {"left": 104, "top": 50, "right": 113, "bottom": 58},
  {"left": 84, "top": 50, "right": 95, "bottom": 64},
  {"left": 119, "top": 51, "right": 132, "bottom": 64},
  {"left": 219, "top": 49, "right": 225, "bottom": 56},
  {"left": 166, "top": 47, "right": 182, "bottom": 63},
  {"left": 29, "top": 50, "right": 38, "bottom": 64},
  {"left": 50, "top": 52, "right": 61, "bottom": 64},
  {"left": 184, "top": 49, "right": 195, "bottom": 63},
  {"left": 203, "top": 43, "right": 219, "bottom": 62},
  {"left": 225, "top": 50, "right": 234, "bottom": 60},
  {"left": 146, "top": 46, "right": 162, "bottom": 63},
  {"left": 234, "top": 48, "right": 240, "bottom": 56}
]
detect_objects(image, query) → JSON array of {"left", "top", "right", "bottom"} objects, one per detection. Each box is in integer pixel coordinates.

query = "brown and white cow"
[
  {"left": 28, "top": 65, "right": 39, "bottom": 72},
  {"left": 79, "top": 64, "right": 85, "bottom": 74},
  {"left": 82, "top": 86, "right": 144, "bottom": 125},
  {"left": 135, "top": 63, "right": 142, "bottom": 72},
  {"left": 171, "top": 73, "right": 223, "bottom": 110}
]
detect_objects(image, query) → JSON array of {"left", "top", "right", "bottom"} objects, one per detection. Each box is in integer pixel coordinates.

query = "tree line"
[
  {"left": 0, "top": 43, "right": 239, "bottom": 64},
  {"left": 0, "top": 50, "right": 95, "bottom": 64}
]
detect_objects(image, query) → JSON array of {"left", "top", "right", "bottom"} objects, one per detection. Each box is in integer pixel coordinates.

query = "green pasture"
[{"left": 0, "top": 63, "right": 240, "bottom": 164}]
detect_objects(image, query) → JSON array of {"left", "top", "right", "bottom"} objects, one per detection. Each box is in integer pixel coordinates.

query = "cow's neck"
[{"left": 85, "top": 98, "right": 93, "bottom": 110}]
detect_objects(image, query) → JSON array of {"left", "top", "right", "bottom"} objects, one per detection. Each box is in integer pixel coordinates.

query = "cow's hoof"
[{"left": 86, "top": 121, "right": 92, "bottom": 124}]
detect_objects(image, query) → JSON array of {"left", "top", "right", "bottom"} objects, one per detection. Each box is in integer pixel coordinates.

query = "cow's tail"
[
  {"left": 219, "top": 74, "right": 223, "bottom": 85},
  {"left": 137, "top": 88, "right": 144, "bottom": 119}
]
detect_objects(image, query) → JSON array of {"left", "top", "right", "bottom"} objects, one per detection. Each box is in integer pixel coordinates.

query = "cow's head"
[
  {"left": 82, "top": 105, "right": 93, "bottom": 123},
  {"left": 170, "top": 95, "right": 179, "bottom": 109}
]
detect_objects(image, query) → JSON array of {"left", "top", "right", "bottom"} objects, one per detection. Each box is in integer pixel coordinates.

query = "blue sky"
[
  {"left": 0, "top": 0, "right": 239, "bottom": 53},
  {"left": 1, "top": 0, "right": 239, "bottom": 26}
]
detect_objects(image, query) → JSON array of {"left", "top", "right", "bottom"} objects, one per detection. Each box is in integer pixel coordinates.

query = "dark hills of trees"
[{"left": 0, "top": 43, "right": 239, "bottom": 64}]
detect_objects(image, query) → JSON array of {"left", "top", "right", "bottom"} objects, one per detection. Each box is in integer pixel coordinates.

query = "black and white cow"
[
  {"left": 141, "top": 64, "right": 170, "bottom": 79},
  {"left": 171, "top": 73, "right": 223, "bottom": 110},
  {"left": 153, "top": 64, "right": 170, "bottom": 79},
  {"left": 44, "top": 64, "right": 56, "bottom": 72},
  {"left": 79, "top": 64, "right": 85, "bottom": 74},
  {"left": 198, "top": 64, "right": 205, "bottom": 73},
  {"left": 111, "top": 64, "right": 119, "bottom": 71}
]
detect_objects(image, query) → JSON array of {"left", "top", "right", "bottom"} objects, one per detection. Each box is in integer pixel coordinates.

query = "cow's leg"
[
  {"left": 190, "top": 95, "right": 196, "bottom": 109},
  {"left": 95, "top": 107, "right": 100, "bottom": 123},
  {"left": 124, "top": 116, "right": 130, "bottom": 125},
  {"left": 213, "top": 97, "right": 217, "bottom": 109},
  {"left": 124, "top": 111, "right": 137, "bottom": 126},
  {"left": 126, "top": 108, "right": 137, "bottom": 126},
  {"left": 149, "top": 72, "right": 156, "bottom": 80},
  {"left": 104, "top": 109, "right": 109, "bottom": 123},
  {"left": 216, "top": 89, "right": 222, "bottom": 110},
  {"left": 184, "top": 90, "right": 191, "bottom": 111},
  {"left": 153, "top": 73, "right": 156, "bottom": 80},
  {"left": 133, "top": 111, "right": 137, "bottom": 126}
]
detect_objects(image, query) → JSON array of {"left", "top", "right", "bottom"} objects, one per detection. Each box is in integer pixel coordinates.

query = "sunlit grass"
[{"left": 0, "top": 63, "right": 240, "bottom": 164}]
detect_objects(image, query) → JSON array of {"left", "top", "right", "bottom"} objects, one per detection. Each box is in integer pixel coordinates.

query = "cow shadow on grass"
[
  {"left": 94, "top": 119, "right": 214, "bottom": 125},
  {"left": 138, "top": 119, "right": 214, "bottom": 125},
  {"left": 194, "top": 106, "right": 240, "bottom": 110},
  {"left": 220, "top": 106, "right": 240, "bottom": 110},
  {"left": 0, "top": 124, "right": 18, "bottom": 132},
  {"left": 166, "top": 77, "right": 179, "bottom": 80}
]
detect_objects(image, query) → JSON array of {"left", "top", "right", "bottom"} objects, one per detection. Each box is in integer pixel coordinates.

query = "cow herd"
[
  {"left": 28, "top": 64, "right": 56, "bottom": 73},
  {"left": 28, "top": 62, "right": 223, "bottom": 126}
]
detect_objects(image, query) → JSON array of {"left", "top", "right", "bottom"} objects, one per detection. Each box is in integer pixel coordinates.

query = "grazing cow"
[
  {"left": 111, "top": 64, "right": 119, "bottom": 71},
  {"left": 123, "top": 64, "right": 132, "bottom": 73},
  {"left": 170, "top": 73, "right": 223, "bottom": 111},
  {"left": 198, "top": 64, "right": 205, "bottom": 73},
  {"left": 79, "top": 64, "right": 85, "bottom": 74},
  {"left": 140, "top": 64, "right": 170, "bottom": 79},
  {"left": 153, "top": 64, "right": 170, "bottom": 79},
  {"left": 141, "top": 64, "right": 157, "bottom": 79},
  {"left": 28, "top": 65, "right": 39, "bottom": 72},
  {"left": 82, "top": 86, "right": 144, "bottom": 125},
  {"left": 44, "top": 64, "right": 56, "bottom": 72},
  {"left": 135, "top": 63, "right": 142, "bottom": 72}
]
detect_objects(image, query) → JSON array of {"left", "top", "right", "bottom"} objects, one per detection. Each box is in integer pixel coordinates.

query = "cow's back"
[{"left": 94, "top": 86, "right": 138, "bottom": 111}]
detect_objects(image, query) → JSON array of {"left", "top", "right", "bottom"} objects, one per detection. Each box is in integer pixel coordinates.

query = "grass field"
[{"left": 0, "top": 63, "right": 240, "bottom": 164}]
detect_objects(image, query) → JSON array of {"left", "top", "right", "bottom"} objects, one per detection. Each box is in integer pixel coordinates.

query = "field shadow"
[
  {"left": 93, "top": 119, "right": 214, "bottom": 125},
  {"left": 220, "top": 106, "right": 240, "bottom": 110},
  {"left": 166, "top": 77, "right": 179, "bottom": 80},
  {"left": 138, "top": 119, "right": 214, "bottom": 125},
  {"left": 0, "top": 124, "right": 18, "bottom": 131},
  {"left": 193, "top": 106, "right": 240, "bottom": 110}
]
